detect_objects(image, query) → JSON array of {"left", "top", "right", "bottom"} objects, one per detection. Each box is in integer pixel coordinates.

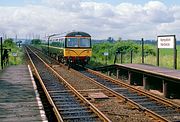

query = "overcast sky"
[{"left": 0, "top": 0, "right": 180, "bottom": 40}]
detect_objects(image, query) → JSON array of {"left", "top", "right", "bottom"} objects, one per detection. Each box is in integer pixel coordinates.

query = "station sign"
[
  {"left": 156, "top": 35, "right": 177, "bottom": 69},
  {"left": 157, "top": 35, "right": 175, "bottom": 49},
  {"left": 12, "top": 52, "right": 17, "bottom": 57},
  {"left": 103, "top": 52, "right": 109, "bottom": 56}
]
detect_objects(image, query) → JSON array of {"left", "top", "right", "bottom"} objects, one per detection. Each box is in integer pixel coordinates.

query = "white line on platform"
[{"left": 28, "top": 65, "right": 48, "bottom": 122}]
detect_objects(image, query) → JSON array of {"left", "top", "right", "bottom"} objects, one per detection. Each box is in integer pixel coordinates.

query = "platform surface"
[
  {"left": 0, "top": 65, "right": 43, "bottom": 122},
  {"left": 116, "top": 63, "right": 180, "bottom": 81}
]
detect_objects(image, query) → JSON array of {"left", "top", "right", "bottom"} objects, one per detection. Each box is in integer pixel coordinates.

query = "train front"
[{"left": 64, "top": 32, "right": 92, "bottom": 65}]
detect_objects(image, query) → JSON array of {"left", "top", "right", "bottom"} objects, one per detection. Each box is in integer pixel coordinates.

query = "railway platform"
[
  {"left": 116, "top": 64, "right": 180, "bottom": 81},
  {"left": 94, "top": 64, "right": 180, "bottom": 98},
  {"left": 0, "top": 65, "right": 47, "bottom": 122},
  {"left": 115, "top": 64, "right": 180, "bottom": 98}
]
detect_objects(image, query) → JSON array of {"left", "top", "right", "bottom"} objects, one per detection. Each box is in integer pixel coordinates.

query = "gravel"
[{"left": 52, "top": 65, "right": 154, "bottom": 122}]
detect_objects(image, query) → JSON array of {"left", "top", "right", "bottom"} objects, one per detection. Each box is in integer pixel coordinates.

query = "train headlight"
[{"left": 68, "top": 57, "right": 73, "bottom": 63}]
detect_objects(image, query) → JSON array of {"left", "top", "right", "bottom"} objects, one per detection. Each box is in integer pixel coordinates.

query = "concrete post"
[
  {"left": 116, "top": 69, "right": 119, "bottom": 79},
  {"left": 163, "top": 80, "right": 168, "bottom": 98},
  {"left": 128, "top": 71, "right": 133, "bottom": 85},
  {"left": 143, "top": 75, "right": 149, "bottom": 90},
  {"left": 108, "top": 71, "right": 111, "bottom": 76}
]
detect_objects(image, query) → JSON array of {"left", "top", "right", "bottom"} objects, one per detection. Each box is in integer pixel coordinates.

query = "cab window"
[
  {"left": 67, "top": 38, "right": 78, "bottom": 47},
  {"left": 79, "top": 38, "right": 91, "bottom": 47}
]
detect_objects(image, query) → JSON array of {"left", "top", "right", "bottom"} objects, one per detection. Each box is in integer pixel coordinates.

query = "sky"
[{"left": 0, "top": 0, "right": 180, "bottom": 40}]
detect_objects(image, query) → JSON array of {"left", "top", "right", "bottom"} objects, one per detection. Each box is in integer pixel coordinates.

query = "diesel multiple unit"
[{"left": 41, "top": 31, "right": 92, "bottom": 66}]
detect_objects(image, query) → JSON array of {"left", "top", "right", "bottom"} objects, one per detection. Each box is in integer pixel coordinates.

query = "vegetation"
[
  {"left": 4, "top": 38, "right": 16, "bottom": 48},
  {"left": 0, "top": 38, "right": 24, "bottom": 68},
  {"left": 31, "top": 39, "right": 41, "bottom": 45},
  {"left": 89, "top": 40, "right": 180, "bottom": 69},
  {"left": 91, "top": 41, "right": 133, "bottom": 66}
]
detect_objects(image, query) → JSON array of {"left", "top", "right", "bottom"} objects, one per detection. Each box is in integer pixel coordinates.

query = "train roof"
[
  {"left": 45, "top": 31, "right": 91, "bottom": 40},
  {"left": 65, "top": 32, "right": 91, "bottom": 37}
]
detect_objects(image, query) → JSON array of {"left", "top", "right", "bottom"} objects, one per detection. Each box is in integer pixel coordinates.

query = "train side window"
[{"left": 59, "top": 38, "right": 65, "bottom": 47}]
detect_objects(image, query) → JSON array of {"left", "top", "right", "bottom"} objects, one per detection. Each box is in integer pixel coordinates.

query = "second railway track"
[{"left": 75, "top": 67, "right": 180, "bottom": 122}]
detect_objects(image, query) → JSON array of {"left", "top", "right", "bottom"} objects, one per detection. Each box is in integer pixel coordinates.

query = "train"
[{"left": 40, "top": 31, "right": 92, "bottom": 66}]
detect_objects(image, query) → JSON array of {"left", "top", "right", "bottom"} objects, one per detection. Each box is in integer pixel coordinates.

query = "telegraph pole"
[
  {"left": 1, "top": 37, "right": 3, "bottom": 69},
  {"left": 142, "top": 38, "right": 144, "bottom": 64}
]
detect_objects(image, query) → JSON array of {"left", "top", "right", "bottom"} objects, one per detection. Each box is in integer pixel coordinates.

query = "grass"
[
  {"left": 139, "top": 47, "right": 180, "bottom": 69},
  {"left": 0, "top": 47, "right": 24, "bottom": 69}
]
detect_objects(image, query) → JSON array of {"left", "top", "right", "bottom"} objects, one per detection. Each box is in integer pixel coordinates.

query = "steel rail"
[
  {"left": 26, "top": 46, "right": 111, "bottom": 122},
  {"left": 25, "top": 47, "right": 63, "bottom": 122},
  {"left": 87, "top": 68, "right": 180, "bottom": 121},
  {"left": 88, "top": 68, "right": 180, "bottom": 109}
]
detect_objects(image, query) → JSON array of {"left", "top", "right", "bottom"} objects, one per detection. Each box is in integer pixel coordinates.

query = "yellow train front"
[
  {"left": 64, "top": 31, "right": 92, "bottom": 65},
  {"left": 43, "top": 31, "right": 92, "bottom": 65}
]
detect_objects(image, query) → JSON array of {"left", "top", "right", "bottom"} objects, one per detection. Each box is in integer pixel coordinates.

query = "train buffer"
[{"left": 0, "top": 65, "right": 47, "bottom": 122}]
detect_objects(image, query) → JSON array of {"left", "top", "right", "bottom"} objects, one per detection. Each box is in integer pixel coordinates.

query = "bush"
[
  {"left": 31, "top": 39, "right": 41, "bottom": 45},
  {"left": 3, "top": 38, "right": 16, "bottom": 48}
]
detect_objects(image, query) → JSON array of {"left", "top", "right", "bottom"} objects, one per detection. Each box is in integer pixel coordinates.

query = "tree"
[
  {"left": 117, "top": 37, "right": 122, "bottom": 42},
  {"left": 31, "top": 39, "right": 41, "bottom": 45},
  {"left": 107, "top": 37, "right": 115, "bottom": 43},
  {"left": 3, "top": 38, "right": 16, "bottom": 48}
]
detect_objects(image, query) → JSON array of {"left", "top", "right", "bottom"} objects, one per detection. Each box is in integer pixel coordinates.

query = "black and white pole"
[
  {"left": 174, "top": 36, "right": 177, "bottom": 69},
  {"left": 1, "top": 37, "right": 3, "bottom": 69}
]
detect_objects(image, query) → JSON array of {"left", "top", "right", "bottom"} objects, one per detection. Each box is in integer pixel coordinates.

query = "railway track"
[
  {"left": 29, "top": 46, "right": 154, "bottom": 121},
  {"left": 74, "top": 67, "right": 180, "bottom": 122},
  {"left": 25, "top": 46, "right": 111, "bottom": 122},
  {"left": 33, "top": 77, "right": 58, "bottom": 121},
  {"left": 27, "top": 46, "right": 180, "bottom": 121}
]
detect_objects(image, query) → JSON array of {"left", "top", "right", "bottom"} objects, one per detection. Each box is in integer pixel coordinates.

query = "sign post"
[
  {"left": 157, "top": 35, "right": 177, "bottom": 69},
  {"left": 1, "top": 37, "right": 3, "bottom": 69},
  {"left": 12, "top": 52, "right": 17, "bottom": 65},
  {"left": 103, "top": 52, "right": 108, "bottom": 65},
  {"left": 142, "top": 38, "right": 144, "bottom": 64}
]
